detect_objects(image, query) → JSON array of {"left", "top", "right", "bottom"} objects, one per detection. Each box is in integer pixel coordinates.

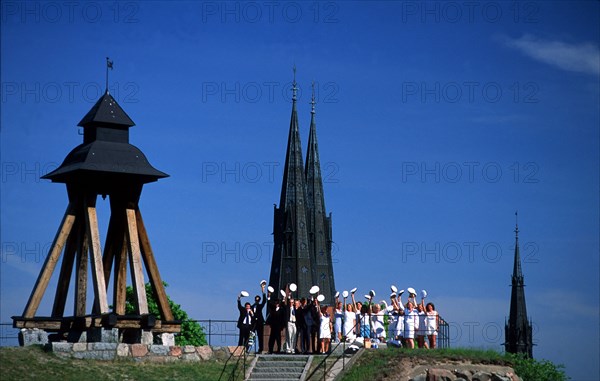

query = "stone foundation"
[
  {"left": 51, "top": 342, "right": 241, "bottom": 362},
  {"left": 19, "top": 328, "right": 172, "bottom": 346}
]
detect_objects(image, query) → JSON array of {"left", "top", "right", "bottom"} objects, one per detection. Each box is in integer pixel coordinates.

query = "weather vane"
[{"left": 106, "top": 57, "right": 114, "bottom": 92}]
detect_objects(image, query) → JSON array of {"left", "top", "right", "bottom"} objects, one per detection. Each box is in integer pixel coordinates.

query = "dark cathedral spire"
[
  {"left": 305, "top": 82, "right": 336, "bottom": 304},
  {"left": 505, "top": 212, "right": 534, "bottom": 357},
  {"left": 269, "top": 68, "right": 313, "bottom": 298}
]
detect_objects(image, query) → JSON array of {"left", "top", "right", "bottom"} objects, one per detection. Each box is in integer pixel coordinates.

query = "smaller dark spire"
[{"left": 513, "top": 211, "right": 523, "bottom": 279}]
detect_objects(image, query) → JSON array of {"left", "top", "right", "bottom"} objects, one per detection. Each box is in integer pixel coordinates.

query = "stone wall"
[{"left": 51, "top": 342, "right": 244, "bottom": 362}]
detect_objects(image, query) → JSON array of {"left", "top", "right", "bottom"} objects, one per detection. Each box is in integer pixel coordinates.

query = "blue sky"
[{"left": 1, "top": 1, "right": 598, "bottom": 379}]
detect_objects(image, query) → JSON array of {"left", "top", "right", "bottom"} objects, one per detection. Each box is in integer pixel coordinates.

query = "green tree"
[
  {"left": 509, "top": 353, "right": 568, "bottom": 381},
  {"left": 125, "top": 282, "right": 207, "bottom": 346}
]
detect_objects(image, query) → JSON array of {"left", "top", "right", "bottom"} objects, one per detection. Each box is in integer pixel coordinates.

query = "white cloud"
[{"left": 500, "top": 34, "right": 600, "bottom": 76}]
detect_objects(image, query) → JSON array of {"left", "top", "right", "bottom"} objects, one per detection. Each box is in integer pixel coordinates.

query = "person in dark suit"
[
  {"left": 297, "top": 298, "right": 310, "bottom": 353},
  {"left": 237, "top": 296, "right": 256, "bottom": 347},
  {"left": 266, "top": 295, "right": 284, "bottom": 354},
  {"left": 252, "top": 284, "right": 267, "bottom": 353}
]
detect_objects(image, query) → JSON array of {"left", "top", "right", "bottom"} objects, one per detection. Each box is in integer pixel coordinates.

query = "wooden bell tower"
[{"left": 12, "top": 89, "right": 180, "bottom": 339}]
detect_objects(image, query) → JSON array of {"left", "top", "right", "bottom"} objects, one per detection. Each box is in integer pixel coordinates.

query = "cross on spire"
[
  {"left": 310, "top": 81, "right": 316, "bottom": 114},
  {"left": 292, "top": 65, "right": 298, "bottom": 102}
]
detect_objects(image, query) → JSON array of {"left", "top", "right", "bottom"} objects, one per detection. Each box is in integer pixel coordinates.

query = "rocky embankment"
[{"left": 393, "top": 356, "right": 522, "bottom": 381}]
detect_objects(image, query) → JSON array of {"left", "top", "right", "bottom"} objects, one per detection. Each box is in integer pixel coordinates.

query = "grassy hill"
[
  {"left": 0, "top": 345, "right": 231, "bottom": 381},
  {"left": 0, "top": 346, "right": 566, "bottom": 381}
]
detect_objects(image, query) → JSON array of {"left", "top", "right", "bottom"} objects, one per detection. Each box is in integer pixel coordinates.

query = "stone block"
[
  {"left": 19, "top": 328, "right": 49, "bottom": 346},
  {"left": 100, "top": 351, "right": 116, "bottom": 360},
  {"left": 473, "top": 371, "right": 492, "bottom": 381},
  {"left": 149, "top": 344, "right": 169, "bottom": 355},
  {"left": 90, "top": 342, "right": 118, "bottom": 351},
  {"left": 455, "top": 370, "right": 472, "bottom": 380},
  {"left": 52, "top": 342, "right": 73, "bottom": 353},
  {"left": 211, "top": 346, "right": 230, "bottom": 360},
  {"left": 169, "top": 346, "right": 182, "bottom": 357},
  {"left": 181, "top": 353, "right": 200, "bottom": 361},
  {"left": 427, "top": 368, "right": 456, "bottom": 381},
  {"left": 72, "top": 343, "right": 87, "bottom": 352},
  {"left": 183, "top": 345, "right": 195, "bottom": 353},
  {"left": 196, "top": 346, "right": 213, "bottom": 361},
  {"left": 101, "top": 329, "right": 119, "bottom": 343},
  {"left": 146, "top": 356, "right": 175, "bottom": 363},
  {"left": 131, "top": 344, "right": 148, "bottom": 357},
  {"left": 141, "top": 331, "right": 153, "bottom": 345},
  {"left": 491, "top": 374, "right": 512, "bottom": 381},
  {"left": 117, "top": 343, "right": 130, "bottom": 357},
  {"left": 409, "top": 375, "right": 427, "bottom": 381},
  {"left": 160, "top": 333, "right": 175, "bottom": 346},
  {"left": 228, "top": 346, "right": 245, "bottom": 356},
  {"left": 73, "top": 350, "right": 102, "bottom": 360}
]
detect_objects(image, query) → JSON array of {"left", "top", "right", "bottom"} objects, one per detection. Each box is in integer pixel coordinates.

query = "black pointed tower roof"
[
  {"left": 78, "top": 90, "right": 135, "bottom": 127},
  {"left": 505, "top": 213, "right": 534, "bottom": 357},
  {"left": 269, "top": 68, "right": 313, "bottom": 298},
  {"left": 304, "top": 83, "right": 336, "bottom": 304},
  {"left": 43, "top": 90, "right": 167, "bottom": 192}
]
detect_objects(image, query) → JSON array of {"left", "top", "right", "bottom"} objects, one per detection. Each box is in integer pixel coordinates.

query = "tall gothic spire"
[
  {"left": 269, "top": 68, "right": 313, "bottom": 298},
  {"left": 305, "top": 82, "right": 336, "bottom": 304},
  {"left": 505, "top": 212, "right": 534, "bottom": 357}
]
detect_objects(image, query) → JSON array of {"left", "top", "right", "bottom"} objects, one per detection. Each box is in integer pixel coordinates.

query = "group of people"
[{"left": 236, "top": 282, "right": 440, "bottom": 354}]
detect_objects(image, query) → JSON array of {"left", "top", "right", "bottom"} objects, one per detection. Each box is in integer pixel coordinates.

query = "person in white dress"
[
  {"left": 403, "top": 301, "right": 419, "bottom": 348},
  {"left": 333, "top": 301, "right": 343, "bottom": 343},
  {"left": 371, "top": 303, "right": 386, "bottom": 342},
  {"left": 343, "top": 303, "right": 356, "bottom": 342},
  {"left": 425, "top": 302, "right": 439, "bottom": 349},
  {"left": 416, "top": 301, "right": 428, "bottom": 348},
  {"left": 385, "top": 294, "right": 402, "bottom": 345},
  {"left": 317, "top": 304, "right": 332, "bottom": 354}
]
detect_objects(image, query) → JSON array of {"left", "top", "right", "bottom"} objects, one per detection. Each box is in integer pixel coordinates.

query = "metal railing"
[{"left": 1, "top": 316, "right": 448, "bottom": 350}]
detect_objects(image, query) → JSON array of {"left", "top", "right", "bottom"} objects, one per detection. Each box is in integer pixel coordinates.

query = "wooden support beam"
[
  {"left": 51, "top": 217, "right": 80, "bottom": 317},
  {"left": 101, "top": 211, "right": 119, "bottom": 286},
  {"left": 85, "top": 200, "right": 109, "bottom": 314},
  {"left": 93, "top": 203, "right": 125, "bottom": 314},
  {"left": 136, "top": 209, "right": 174, "bottom": 321},
  {"left": 113, "top": 234, "right": 128, "bottom": 315},
  {"left": 74, "top": 230, "right": 89, "bottom": 317},
  {"left": 125, "top": 208, "right": 148, "bottom": 314},
  {"left": 23, "top": 204, "right": 76, "bottom": 318}
]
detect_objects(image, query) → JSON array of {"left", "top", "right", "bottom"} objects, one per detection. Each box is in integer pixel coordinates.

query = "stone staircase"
[{"left": 246, "top": 354, "right": 311, "bottom": 381}]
